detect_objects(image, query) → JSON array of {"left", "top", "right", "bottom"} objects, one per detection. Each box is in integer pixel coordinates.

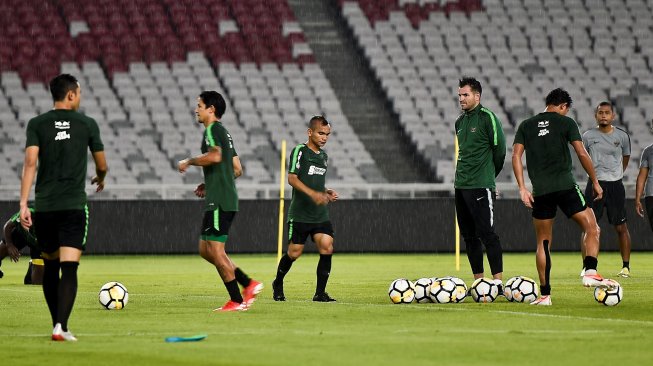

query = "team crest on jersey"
[
  {"left": 54, "top": 121, "right": 70, "bottom": 129},
  {"left": 470, "top": 127, "right": 476, "bottom": 133},
  {"left": 614, "top": 141, "right": 620, "bottom": 147},
  {"left": 538, "top": 121, "right": 549, "bottom": 128}
]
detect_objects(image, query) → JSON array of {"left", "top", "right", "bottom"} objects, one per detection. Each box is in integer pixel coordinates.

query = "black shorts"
[
  {"left": 201, "top": 209, "right": 236, "bottom": 242},
  {"left": 532, "top": 186, "right": 587, "bottom": 220},
  {"left": 585, "top": 179, "right": 627, "bottom": 225},
  {"left": 288, "top": 221, "right": 334, "bottom": 245},
  {"left": 33, "top": 209, "right": 88, "bottom": 254},
  {"left": 9, "top": 229, "right": 41, "bottom": 259}
]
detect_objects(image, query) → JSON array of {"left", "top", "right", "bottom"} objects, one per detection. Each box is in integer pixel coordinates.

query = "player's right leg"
[
  {"left": 455, "top": 189, "right": 484, "bottom": 278},
  {"left": 312, "top": 227, "right": 336, "bottom": 302},
  {"left": 532, "top": 218, "right": 554, "bottom": 303},
  {"left": 607, "top": 181, "right": 631, "bottom": 277},
  {"left": 572, "top": 209, "right": 616, "bottom": 289},
  {"left": 200, "top": 240, "right": 246, "bottom": 311},
  {"left": 469, "top": 188, "right": 503, "bottom": 292},
  {"left": 273, "top": 221, "right": 309, "bottom": 301}
]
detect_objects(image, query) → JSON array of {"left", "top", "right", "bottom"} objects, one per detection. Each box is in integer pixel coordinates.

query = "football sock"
[
  {"left": 464, "top": 237, "right": 484, "bottom": 274},
  {"left": 234, "top": 267, "right": 251, "bottom": 288},
  {"left": 543, "top": 240, "right": 551, "bottom": 288},
  {"left": 315, "top": 254, "right": 332, "bottom": 295},
  {"left": 275, "top": 254, "right": 295, "bottom": 282},
  {"left": 58, "top": 262, "right": 78, "bottom": 332},
  {"left": 224, "top": 279, "right": 243, "bottom": 303},
  {"left": 623, "top": 261, "right": 629, "bottom": 269},
  {"left": 583, "top": 256, "right": 598, "bottom": 271},
  {"left": 540, "top": 284, "right": 551, "bottom": 296},
  {"left": 24, "top": 260, "right": 33, "bottom": 285},
  {"left": 43, "top": 259, "right": 60, "bottom": 327}
]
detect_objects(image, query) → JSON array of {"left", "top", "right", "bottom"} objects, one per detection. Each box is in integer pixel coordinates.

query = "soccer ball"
[
  {"left": 503, "top": 276, "right": 520, "bottom": 301},
  {"left": 440, "top": 276, "right": 468, "bottom": 303},
  {"left": 511, "top": 276, "right": 539, "bottom": 303},
  {"left": 594, "top": 283, "right": 623, "bottom": 306},
  {"left": 429, "top": 278, "right": 456, "bottom": 304},
  {"left": 414, "top": 278, "right": 433, "bottom": 303},
  {"left": 470, "top": 278, "right": 498, "bottom": 303},
  {"left": 388, "top": 279, "right": 415, "bottom": 304},
  {"left": 99, "top": 282, "right": 129, "bottom": 310}
]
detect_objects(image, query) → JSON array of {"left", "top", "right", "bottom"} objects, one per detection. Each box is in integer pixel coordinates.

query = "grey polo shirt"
[
  {"left": 582, "top": 126, "right": 631, "bottom": 181},
  {"left": 640, "top": 143, "right": 653, "bottom": 197}
]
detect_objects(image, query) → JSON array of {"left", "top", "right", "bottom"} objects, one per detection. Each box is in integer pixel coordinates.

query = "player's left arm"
[
  {"left": 571, "top": 140, "right": 602, "bottom": 200},
  {"left": 486, "top": 111, "right": 506, "bottom": 177},
  {"left": 232, "top": 156, "right": 243, "bottom": 178},
  {"left": 19, "top": 146, "right": 38, "bottom": 230}
]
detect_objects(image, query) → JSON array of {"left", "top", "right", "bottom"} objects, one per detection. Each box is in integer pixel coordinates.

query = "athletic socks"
[
  {"left": 315, "top": 254, "right": 332, "bottom": 295},
  {"left": 58, "top": 262, "right": 79, "bottom": 332},
  {"left": 623, "top": 261, "right": 630, "bottom": 270},
  {"left": 275, "top": 254, "right": 295, "bottom": 282},
  {"left": 234, "top": 267, "right": 251, "bottom": 288},
  {"left": 540, "top": 284, "right": 551, "bottom": 296},
  {"left": 42, "top": 259, "right": 61, "bottom": 327},
  {"left": 583, "top": 256, "right": 598, "bottom": 271},
  {"left": 224, "top": 279, "right": 243, "bottom": 303}
]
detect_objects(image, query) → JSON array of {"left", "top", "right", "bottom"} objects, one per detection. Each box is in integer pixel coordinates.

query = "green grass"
[{"left": 2, "top": 252, "right": 653, "bottom": 366}]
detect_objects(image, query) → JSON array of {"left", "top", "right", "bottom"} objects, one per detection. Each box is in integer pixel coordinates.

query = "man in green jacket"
[{"left": 454, "top": 77, "right": 506, "bottom": 292}]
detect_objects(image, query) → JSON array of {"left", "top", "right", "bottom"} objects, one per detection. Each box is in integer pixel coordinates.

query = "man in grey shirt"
[
  {"left": 635, "top": 121, "right": 653, "bottom": 235},
  {"left": 581, "top": 102, "right": 632, "bottom": 277}
]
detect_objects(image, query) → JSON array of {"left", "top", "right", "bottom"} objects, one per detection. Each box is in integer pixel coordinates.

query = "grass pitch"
[{"left": 1, "top": 252, "right": 653, "bottom": 366}]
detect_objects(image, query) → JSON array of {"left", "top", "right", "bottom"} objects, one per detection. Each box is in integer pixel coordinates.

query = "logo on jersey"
[
  {"left": 470, "top": 127, "right": 477, "bottom": 133},
  {"left": 614, "top": 141, "right": 621, "bottom": 147},
  {"left": 308, "top": 165, "right": 326, "bottom": 176},
  {"left": 55, "top": 131, "right": 71, "bottom": 141},
  {"left": 538, "top": 121, "right": 549, "bottom": 128},
  {"left": 538, "top": 129, "right": 549, "bottom": 137},
  {"left": 54, "top": 121, "right": 70, "bottom": 129}
]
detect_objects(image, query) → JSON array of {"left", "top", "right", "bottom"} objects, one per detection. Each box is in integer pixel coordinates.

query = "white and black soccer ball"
[
  {"left": 388, "top": 279, "right": 415, "bottom": 304},
  {"left": 511, "top": 276, "right": 539, "bottom": 303},
  {"left": 503, "top": 276, "right": 520, "bottom": 301},
  {"left": 440, "top": 276, "right": 468, "bottom": 303},
  {"left": 99, "top": 282, "right": 129, "bottom": 310},
  {"left": 429, "top": 278, "right": 456, "bottom": 304},
  {"left": 470, "top": 278, "right": 498, "bottom": 303},
  {"left": 414, "top": 278, "right": 433, "bottom": 303},
  {"left": 594, "top": 283, "right": 623, "bottom": 306}
]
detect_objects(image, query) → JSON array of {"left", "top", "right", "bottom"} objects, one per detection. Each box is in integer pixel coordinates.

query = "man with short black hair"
[
  {"left": 272, "top": 116, "right": 339, "bottom": 302},
  {"left": 513, "top": 88, "right": 616, "bottom": 306},
  {"left": 581, "top": 102, "right": 632, "bottom": 277},
  {"left": 20, "top": 73, "right": 108, "bottom": 341},
  {"left": 454, "top": 77, "right": 506, "bottom": 293},
  {"left": 178, "top": 91, "right": 262, "bottom": 312}
]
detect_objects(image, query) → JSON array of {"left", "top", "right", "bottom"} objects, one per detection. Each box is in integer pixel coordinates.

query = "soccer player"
[
  {"left": 272, "top": 116, "right": 339, "bottom": 302},
  {"left": 0, "top": 208, "right": 43, "bottom": 285},
  {"left": 581, "top": 102, "right": 632, "bottom": 277},
  {"left": 19, "top": 74, "right": 108, "bottom": 341},
  {"left": 454, "top": 77, "right": 506, "bottom": 292},
  {"left": 512, "top": 88, "right": 617, "bottom": 306},
  {"left": 635, "top": 122, "right": 653, "bottom": 234},
  {"left": 178, "top": 91, "right": 262, "bottom": 312}
]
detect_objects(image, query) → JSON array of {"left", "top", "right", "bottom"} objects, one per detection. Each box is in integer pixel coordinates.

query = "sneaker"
[
  {"left": 580, "top": 268, "right": 586, "bottom": 277},
  {"left": 272, "top": 279, "right": 285, "bottom": 301},
  {"left": 312, "top": 292, "right": 336, "bottom": 302},
  {"left": 51, "top": 323, "right": 78, "bottom": 342},
  {"left": 582, "top": 273, "right": 618, "bottom": 289},
  {"left": 242, "top": 280, "right": 263, "bottom": 306},
  {"left": 530, "top": 295, "right": 552, "bottom": 306},
  {"left": 214, "top": 300, "right": 247, "bottom": 312},
  {"left": 496, "top": 284, "right": 505, "bottom": 297},
  {"left": 617, "top": 267, "right": 630, "bottom": 278}
]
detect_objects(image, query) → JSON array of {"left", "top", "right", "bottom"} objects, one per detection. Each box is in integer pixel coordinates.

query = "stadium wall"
[{"left": 0, "top": 200, "right": 650, "bottom": 254}]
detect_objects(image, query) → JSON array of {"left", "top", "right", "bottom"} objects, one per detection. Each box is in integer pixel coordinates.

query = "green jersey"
[
  {"left": 454, "top": 104, "right": 506, "bottom": 189},
  {"left": 287, "top": 144, "right": 329, "bottom": 223},
  {"left": 202, "top": 122, "right": 238, "bottom": 212},
  {"left": 514, "top": 112, "right": 582, "bottom": 196},
  {"left": 25, "top": 109, "right": 104, "bottom": 212},
  {"left": 9, "top": 209, "right": 38, "bottom": 248}
]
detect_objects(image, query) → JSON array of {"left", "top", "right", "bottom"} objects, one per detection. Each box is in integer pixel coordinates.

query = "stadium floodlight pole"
[
  {"left": 277, "top": 140, "right": 287, "bottom": 264},
  {"left": 454, "top": 135, "right": 460, "bottom": 271}
]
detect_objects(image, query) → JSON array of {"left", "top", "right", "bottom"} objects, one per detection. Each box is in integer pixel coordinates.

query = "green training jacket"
[{"left": 454, "top": 104, "right": 506, "bottom": 189}]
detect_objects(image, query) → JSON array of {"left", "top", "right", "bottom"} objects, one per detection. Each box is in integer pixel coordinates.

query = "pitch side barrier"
[{"left": 0, "top": 199, "right": 650, "bottom": 254}]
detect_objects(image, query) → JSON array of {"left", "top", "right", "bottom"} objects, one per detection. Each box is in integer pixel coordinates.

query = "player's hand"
[
  {"left": 91, "top": 176, "right": 105, "bottom": 192},
  {"left": 636, "top": 200, "right": 645, "bottom": 218},
  {"left": 326, "top": 189, "right": 339, "bottom": 202},
  {"left": 178, "top": 159, "right": 190, "bottom": 173},
  {"left": 592, "top": 181, "right": 603, "bottom": 201},
  {"left": 194, "top": 183, "right": 206, "bottom": 198},
  {"left": 19, "top": 205, "right": 32, "bottom": 231},
  {"left": 519, "top": 188, "right": 534, "bottom": 209},
  {"left": 312, "top": 191, "right": 329, "bottom": 206},
  {"left": 6, "top": 242, "right": 20, "bottom": 262}
]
